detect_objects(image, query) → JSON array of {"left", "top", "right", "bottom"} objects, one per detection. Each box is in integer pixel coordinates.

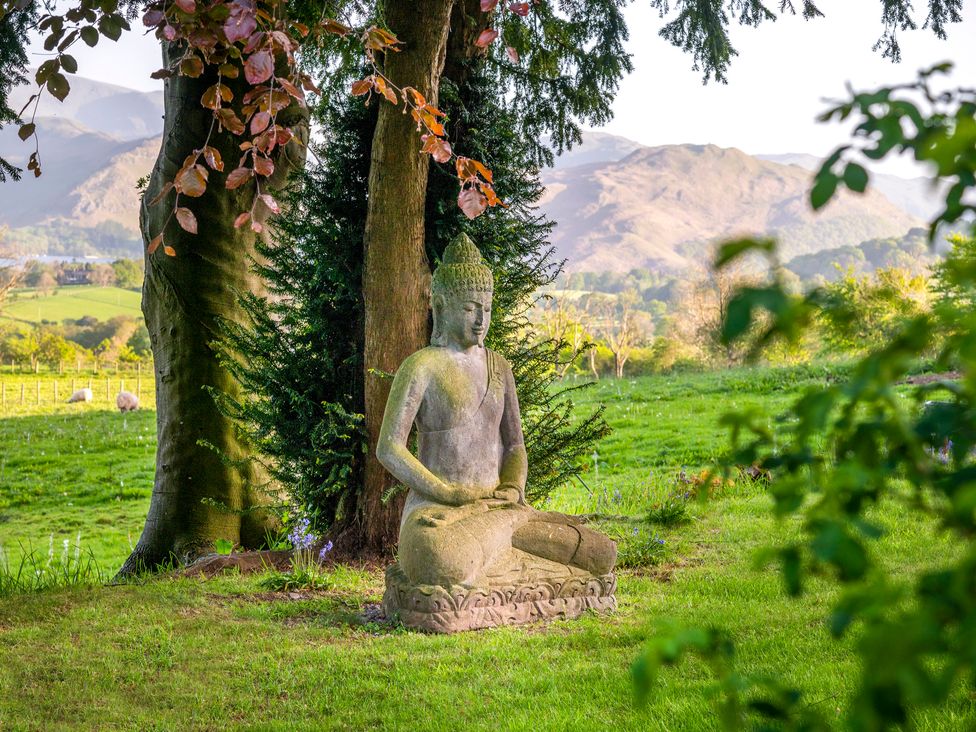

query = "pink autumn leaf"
[
  {"left": 458, "top": 187, "right": 488, "bottom": 219},
  {"left": 244, "top": 51, "right": 274, "bottom": 85},
  {"left": 475, "top": 28, "right": 498, "bottom": 48}
]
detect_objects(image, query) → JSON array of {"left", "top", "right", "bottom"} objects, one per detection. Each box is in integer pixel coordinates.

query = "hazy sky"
[{"left": 25, "top": 0, "right": 976, "bottom": 174}]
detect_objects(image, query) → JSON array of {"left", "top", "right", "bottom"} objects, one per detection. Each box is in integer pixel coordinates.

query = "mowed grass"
[
  {"left": 0, "top": 364, "right": 974, "bottom": 730},
  {"left": 0, "top": 286, "right": 142, "bottom": 324}
]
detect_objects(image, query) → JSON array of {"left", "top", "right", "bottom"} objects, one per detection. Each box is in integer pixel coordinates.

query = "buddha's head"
[{"left": 431, "top": 234, "right": 493, "bottom": 349}]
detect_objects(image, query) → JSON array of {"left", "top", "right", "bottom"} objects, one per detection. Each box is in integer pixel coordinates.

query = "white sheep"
[
  {"left": 67, "top": 388, "right": 93, "bottom": 404},
  {"left": 116, "top": 391, "right": 139, "bottom": 412}
]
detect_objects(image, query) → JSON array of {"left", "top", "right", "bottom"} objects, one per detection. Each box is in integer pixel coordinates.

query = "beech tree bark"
[
  {"left": 358, "top": 0, "right": 457, "bottom": 554},
  {"left": 118, "top": 42, "right": 309, "bottom": 574}
]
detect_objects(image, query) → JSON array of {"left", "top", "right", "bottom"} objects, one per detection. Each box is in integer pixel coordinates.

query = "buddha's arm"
[
  {"left": 376, "top": 358, "right": 466, "bottom": 507},
  {"left": 498, "top": 361, "right": 528, "bottom": 504}
]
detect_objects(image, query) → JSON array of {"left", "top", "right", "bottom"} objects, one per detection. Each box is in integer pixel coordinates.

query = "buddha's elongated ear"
[{"left": 430, "top": 293, "right": 446, "bottom": 346}]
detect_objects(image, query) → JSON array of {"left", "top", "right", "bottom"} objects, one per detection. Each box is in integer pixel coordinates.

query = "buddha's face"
[{"left": 433, "top": 290, "right": 492, "bottom": 349}]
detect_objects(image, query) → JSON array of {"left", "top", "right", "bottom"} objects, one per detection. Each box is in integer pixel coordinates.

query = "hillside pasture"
[
  {"left": 0, "top": 366, "right": 973, "bottom": 729},
  {"left": 0, "top": 286, "right": 142, "bottom": 325}
]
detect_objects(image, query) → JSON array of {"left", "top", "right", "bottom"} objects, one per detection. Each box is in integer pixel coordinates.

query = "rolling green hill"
[{"left": 0, "top": 286, "right": 142, "bottom": 324}]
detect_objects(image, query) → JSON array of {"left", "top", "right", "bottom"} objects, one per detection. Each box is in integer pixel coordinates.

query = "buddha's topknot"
[{"left": 431, "top": 234, "right": 493, "bottom": 297}]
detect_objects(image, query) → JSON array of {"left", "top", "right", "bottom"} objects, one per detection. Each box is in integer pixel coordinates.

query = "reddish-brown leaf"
[
  {"left": 250, "top": 110, "right": 271, "bottom": 134},
  {"left": 456, "top": 157, "right": 478, "bottom": 181},
  {"left": 150, "top": 68, "right": 172, "bottom": 79},
  {"left": 250, "top": 219, "right": 264, "bottom": 233},
  {"left": 277, "top": 76, "right": 303, "bottom": 100},
  {"left": 475, "top": 28, "right": 498, "bottom": 47},
  {"left": 419, "top": 110, "right": 446, "bottom": 137},
  {"left": 380, "top": 84, "right": 397, "bottom": 105},
  {"left": 175, "top": 164, "right": 207, "bottom": 197},
  {"left": 244, "top": 51, "right": 273, "bottom": 84},
  {"left": 174, "top": 0, "right": 195, "bottom": 13},
  {"left": 300, "top": 75, "right": 321, "bottom": 94},
  {"left": 253, "top": 155, "right": 274, "bottom": 177},
  {"left": 258, "top": 193, "right": 280, "bottom": 214},
  {"left": 217, "top": 108, "right": 246, "bottom": 134},
  {"left": 201, "top": 84, "right": 222, "bottom": 110},
  {"left": 472, "top": 159, "right": 493, "bottom": 183},
  {"left": 481, "top": 182, "right": 505, "bottom": 207},
  {"left": 480, "top": 0, "right": 498, "bottom": 10},
  {"left": 233, "top": 212, "right": 251, "bottom": 229},
  {"left": 421, "top": 134, "right": 453, "bottom": 164},
  {"left": 175, "top": 206, "right": 198, "bottom": 234},
  {"left": 402, "top": 86, "right": 426, "bottom": 107},
  {"left": 506, "top": 46, "right": 519, "bottom": 63},
  {"left": 226, "top": 167, "right": 252, "bottom": 189},
  {"left": 458, "top": 187, "right": 488, "bottom": 219},
  {"left": 148, "top": 233, "right": 163, "bottom": 254},
  {"left": 163, "top": 245, "right": 177, "bottom": 257},
  {"left": 203, "top": 146, "right": 224, "bottom": 171},
  {"left": 351, "top": 78, "right": 372, "bottom": 96},
  {"left": 223, "top": 13, "right": 256, "bottom": 44},
  {"left": 180, "top": 56, "right": 204, "bottom": 78},
  {"left": 219, "top": 63, "right": 239, "bottom": 79},
  {"left": 321, "top": 19, "right": 351, "bottom": 36},
  {"left": 275, "top": 126, "right": 294, "bottom": 146},
  {"left": 509, "top": 2, "right": 530, "bottom": 16},
  {"left": 162, "top": 25, "right": 177, "bottom": 41},
  {"left": 363, "top": 26, "right": 402, "bottom": 52}
]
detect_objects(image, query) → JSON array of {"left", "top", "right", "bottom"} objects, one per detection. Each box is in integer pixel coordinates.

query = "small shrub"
[
  {"left": 258, "top": 517, "right": 334, "bottom": 592},
  {"left": 646, "top": 491, "right": 691, "bottom": 527}
]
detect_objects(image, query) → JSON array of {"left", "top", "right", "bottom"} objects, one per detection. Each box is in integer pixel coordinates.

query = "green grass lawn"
[
  {"left": 0, "top": 286, "right": 142, "bottom": 325},
  {"left": 0, "top": 365, "right": 972, "bottom": 730}
]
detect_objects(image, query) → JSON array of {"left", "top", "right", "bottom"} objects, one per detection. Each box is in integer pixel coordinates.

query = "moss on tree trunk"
[{"left": 118, "top": 42, "right": 309, "bottom": 575}]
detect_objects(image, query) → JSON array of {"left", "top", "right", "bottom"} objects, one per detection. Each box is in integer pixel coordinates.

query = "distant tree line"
[
  {"left": 536, "top": 235, "right": 972, "bottom": 379},
  {"left": 15, "top": 258, "right": 143, "bottom": 291},
  {"left": 0, "top": 315, "right": 151, "bottom": 370}
]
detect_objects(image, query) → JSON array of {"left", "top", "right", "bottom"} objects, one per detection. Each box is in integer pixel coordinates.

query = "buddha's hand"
[{"left": 491, "top": 483, "right": 523, "bottom": 504}]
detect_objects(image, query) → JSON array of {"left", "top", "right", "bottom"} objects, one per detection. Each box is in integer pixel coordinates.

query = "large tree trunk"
[
  {"left": 119, "top": 42, "right": 309, "bottom": 575},
  {"left": 359, "top": 0, "right": 456, "bottom": 555}
]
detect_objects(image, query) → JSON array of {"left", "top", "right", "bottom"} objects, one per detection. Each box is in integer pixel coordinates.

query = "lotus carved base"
[{"left": 383, "top": 562, "right": 617, "bottom": 633}]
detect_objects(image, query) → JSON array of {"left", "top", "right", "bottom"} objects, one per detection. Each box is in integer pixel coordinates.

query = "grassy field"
[
  {"left": 0, "top": 373, "right": 155, "bottom": 416},
  {"left": 0, "top": 365, "right": 972, "bottom": 730},
  {"left": 0, "top": 286, "right": 142, "bottom": 325}
]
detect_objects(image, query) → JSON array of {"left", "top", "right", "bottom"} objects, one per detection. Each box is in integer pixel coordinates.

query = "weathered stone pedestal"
[{"left": 383, "top": 561, "right": 617, "bottom": 633}]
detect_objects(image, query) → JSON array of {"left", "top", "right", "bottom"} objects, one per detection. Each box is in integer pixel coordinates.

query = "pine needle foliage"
[{"left": 214, "top": 96, "right": 372, "bottom": 528}]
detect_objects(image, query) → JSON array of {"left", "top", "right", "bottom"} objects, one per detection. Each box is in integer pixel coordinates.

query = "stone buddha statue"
[{"left": 378, "top": 234, "right": 617, "bottom": 632}]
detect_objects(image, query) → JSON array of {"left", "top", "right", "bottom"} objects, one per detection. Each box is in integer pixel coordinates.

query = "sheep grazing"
[
  {"left": 67, "top": 388, "right": 93, "bottom": 404},
  {"left": 116, "top": 391, "right": 139, "bottom": 413}
]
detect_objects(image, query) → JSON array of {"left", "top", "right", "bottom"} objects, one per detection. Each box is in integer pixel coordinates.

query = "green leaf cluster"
[{"left": 649, "top": 66, "right": 976, "bottom": 729}]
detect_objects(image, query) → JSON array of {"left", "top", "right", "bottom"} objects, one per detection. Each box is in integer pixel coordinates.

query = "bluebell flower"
[
  {"left": 612, "top": 489, "right": 623, "bottom": 504},
  {"left": 318, "top": 541, "right": 334, "bottom": 561}
]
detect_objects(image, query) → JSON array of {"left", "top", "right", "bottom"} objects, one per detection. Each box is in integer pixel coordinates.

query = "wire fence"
[{"left": 0, "top": 373, "right": 156, "bottom": 413}]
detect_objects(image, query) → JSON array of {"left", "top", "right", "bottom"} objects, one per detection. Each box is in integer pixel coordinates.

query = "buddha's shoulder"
[
  {"left": 486, "top": 348, "right": 513, "bottom": 373},
  {"left": 396, "top": 346, "right": 452, "bottom": 375}
]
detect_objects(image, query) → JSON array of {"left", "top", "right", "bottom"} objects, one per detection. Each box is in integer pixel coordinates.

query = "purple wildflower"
[
  {"left": 288, "top": 517, "right": 317, "bottom": 550},
  {"left": 318, "top": 540, "right": 334, "bottom": 561}
]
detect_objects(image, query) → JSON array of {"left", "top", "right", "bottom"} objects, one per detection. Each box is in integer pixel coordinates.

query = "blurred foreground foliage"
[{"left": 635, "top": 64, "right": 976, "bottom": 730}]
